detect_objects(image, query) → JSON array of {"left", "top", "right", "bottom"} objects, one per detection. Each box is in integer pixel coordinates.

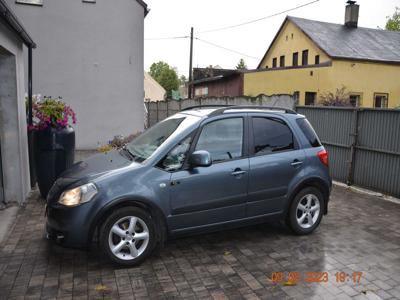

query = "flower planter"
[{"left": 34, "top": 126, "right": 75, "bottom": 198}]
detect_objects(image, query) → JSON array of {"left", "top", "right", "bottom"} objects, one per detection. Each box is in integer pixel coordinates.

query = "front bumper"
[{"left": 46, "top": 201, "right": 94, "bottom": 248}]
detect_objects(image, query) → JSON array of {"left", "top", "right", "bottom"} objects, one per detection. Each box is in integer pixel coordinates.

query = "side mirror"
[{"left": 189, "top": 150, "right": 212, "bottom": 168}]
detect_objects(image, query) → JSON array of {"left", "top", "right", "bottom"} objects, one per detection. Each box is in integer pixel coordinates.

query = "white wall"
[
  {"left": 0, "top": 21, "right": 31, "bottom": 204},
  {"left": 7, "top": 0, "right": 145, "bottom": 149}
]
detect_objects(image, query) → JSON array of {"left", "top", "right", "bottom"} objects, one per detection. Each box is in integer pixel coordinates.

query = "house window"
[
  {"left": 272, "top": 58, "right": 277, "bottom": 68},
  {"left": 293, "top": 52, "right": 298, "bottom": 66},
  {"left": 293, "top": 91, "right": 300, "bottom": 104},
  {"left": 195, "top": 86, "right": 208, "bottom": 97},
  {"left": 374, "top": 93, "right": 388, "bottom": 108},
  {"left": 302, "top": 50, "right": 309, "bottom": 66},
  {"left": 280, "top": 55, "right": 285, "bottom": 67},
  {"left": 349, "top": 94, "right": 362, "bottom": 107},
  {"left": 305, "top": 92, "right": 316, "bottom": 106},
  {"left": 315, "top": 55, "right": 320, "bottom": 65},
  {"left": 16, "top": 0, "right": 43, "bottom": 5}
]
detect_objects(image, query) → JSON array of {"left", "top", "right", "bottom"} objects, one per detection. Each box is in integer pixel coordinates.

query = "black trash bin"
[{"left": 34, "top": 126, "right": 75, "bottom": 198}]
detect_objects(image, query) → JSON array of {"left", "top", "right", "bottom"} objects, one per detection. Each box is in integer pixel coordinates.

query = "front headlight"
[{"left": 58, "top": 183, "right": 98, "bottom": 207}]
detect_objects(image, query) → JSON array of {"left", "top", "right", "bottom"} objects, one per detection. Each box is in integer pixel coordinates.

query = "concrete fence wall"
[
  {"left": 297, "top": 106, "right": 400, "bottom": 198},
  {"left": 145, "top": 94, "right": 295, "bottom": 127}
]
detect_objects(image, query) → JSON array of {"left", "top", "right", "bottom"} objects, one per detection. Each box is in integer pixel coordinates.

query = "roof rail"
[
  {"left": 209, "top": 105, "right": 297, "bottom": 116},
  {"left": 181, "top": 105, "right": 234, "bottom": 111}
]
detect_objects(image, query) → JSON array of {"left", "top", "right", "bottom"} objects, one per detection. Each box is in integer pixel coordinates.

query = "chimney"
[{"left": 345, "top": 0, "right": 359, "bottom": 28}]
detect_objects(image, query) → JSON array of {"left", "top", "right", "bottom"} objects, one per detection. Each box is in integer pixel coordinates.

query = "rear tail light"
[{"left": 318, "top": 149, "right": 329, "bottom": 167}]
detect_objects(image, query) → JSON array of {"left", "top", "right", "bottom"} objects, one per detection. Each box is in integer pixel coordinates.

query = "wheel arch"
[
  {"left": 286, "top": 177, "right": 330, "bottom": 216},
  {"left": 89, "top": 197, "right": 168, "bottom": 246}
]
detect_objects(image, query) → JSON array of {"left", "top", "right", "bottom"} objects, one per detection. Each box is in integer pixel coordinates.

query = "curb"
[{"left": 333, "top": 181, "right": 400, "bottom": 205}]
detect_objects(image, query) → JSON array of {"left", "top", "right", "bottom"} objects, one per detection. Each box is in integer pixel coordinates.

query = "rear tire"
[
  {"left": 99, "top": 207, "right": 156, "bottom": 266},
  {"left": 288, "top": 187, "right": 324, "bottom": 235}
]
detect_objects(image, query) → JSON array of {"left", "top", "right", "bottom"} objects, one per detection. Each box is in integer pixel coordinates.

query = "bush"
[
  {"left": 97, "top": 133, "right": 141, "bottom": 152},
  {"left": 319, "top": 86, "right": 352, "bottom": 107}
]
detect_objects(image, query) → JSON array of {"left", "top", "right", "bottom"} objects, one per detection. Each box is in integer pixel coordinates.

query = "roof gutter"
[
  {"left": 0, "top": 0, "right": 36, "bottom": 48},
  {"left": 136, "top": 0, "right": 149, "bottom": 17}
]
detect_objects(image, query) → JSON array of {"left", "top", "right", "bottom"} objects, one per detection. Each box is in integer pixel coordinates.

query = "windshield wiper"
[
  {"left": 120, "top": 145, "right": 136, "bottom": 161},
  {"left": 121, "top": 145, "right": 146, "bottom": 163}
]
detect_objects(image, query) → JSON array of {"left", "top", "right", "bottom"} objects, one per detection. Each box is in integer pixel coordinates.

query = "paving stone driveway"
[{"left": 0, "top": 186, "right": 399, "bottom": 300}]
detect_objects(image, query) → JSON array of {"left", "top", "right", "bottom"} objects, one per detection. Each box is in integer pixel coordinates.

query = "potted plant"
[{"left": 28, "top": 96, "right": 76, "bottom": 198}]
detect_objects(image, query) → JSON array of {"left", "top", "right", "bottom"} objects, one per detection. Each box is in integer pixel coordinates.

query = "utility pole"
[{"left": 188, "top": 27, "right": 194, "bottom": 99}]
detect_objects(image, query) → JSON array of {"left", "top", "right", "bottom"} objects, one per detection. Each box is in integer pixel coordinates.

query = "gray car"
[{"left": 46, "top": 106, "right": 332, "bottom": 266}]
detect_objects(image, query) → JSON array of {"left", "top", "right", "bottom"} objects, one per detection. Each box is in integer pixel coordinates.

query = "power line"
[
  {"left": 145, "top": 35, "right": 188, "bottom": 41},
  {"left": 197, "top": 0, "right": 320, "bottom": 34},
  {"left": 195, "top": 37, "right": 259, "bottom": 60}
]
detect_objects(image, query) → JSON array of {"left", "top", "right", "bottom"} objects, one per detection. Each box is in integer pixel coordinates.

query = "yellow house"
[{"left": 244, "top": 2, "right": 400, "bottom": 108}]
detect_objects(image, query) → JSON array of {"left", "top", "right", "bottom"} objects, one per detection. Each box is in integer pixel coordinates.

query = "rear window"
[{"left": 296, "top": 118, "right": 321, "bottom": 147}]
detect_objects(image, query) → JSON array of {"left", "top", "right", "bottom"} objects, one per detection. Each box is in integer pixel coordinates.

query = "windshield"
[{"left": 126, "top": 117, "right": 185, "bottom": 162}]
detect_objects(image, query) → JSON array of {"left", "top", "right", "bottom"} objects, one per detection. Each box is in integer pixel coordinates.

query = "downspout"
[
  {"left": 27, "top": 46, "right": 36, "bottom": 188},
  {"left": 28, "top": 46, "right": 33, "bottom": 126}
]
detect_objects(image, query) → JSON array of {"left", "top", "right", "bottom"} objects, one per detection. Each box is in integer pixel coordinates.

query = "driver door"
[{"left": 168, "top": 116, "right": 249, "bottom": 232}]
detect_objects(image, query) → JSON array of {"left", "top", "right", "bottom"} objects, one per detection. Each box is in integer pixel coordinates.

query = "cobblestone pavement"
[{"left": 0, "top": 186, "right": 399, "bottom": 300}]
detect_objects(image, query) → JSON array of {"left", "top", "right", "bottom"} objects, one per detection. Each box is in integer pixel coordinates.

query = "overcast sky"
[{"left": 144, "top": 0, "right": 400, "bottom": 77}]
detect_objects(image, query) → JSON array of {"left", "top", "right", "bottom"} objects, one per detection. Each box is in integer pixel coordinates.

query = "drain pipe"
[{"left": 27, "top": 46, "right": 37, "bottom": 188}]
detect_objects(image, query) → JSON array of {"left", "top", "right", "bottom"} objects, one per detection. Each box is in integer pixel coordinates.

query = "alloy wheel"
[
  {"left": 296, "top": 194, "right": 320, "bottom": 229},
  {"left": 108, "top": 216, "right": 149, "bottom": 260}
]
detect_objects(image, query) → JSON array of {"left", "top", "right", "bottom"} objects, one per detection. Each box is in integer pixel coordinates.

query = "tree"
[
  {"left": 236, "top": 58, "right": 248, "bottom": 70},
  {"left": 179, "top": 75, "right": 187, "bottom": 85},
  {"left": 385, "top": 7, "right": 400, "bottom": 31},
  {"left": 319, "top": 86, "right": 352, "bottom": 107},
  {"left": 149, "top": 61, "right": 179, "bottom": 97}
]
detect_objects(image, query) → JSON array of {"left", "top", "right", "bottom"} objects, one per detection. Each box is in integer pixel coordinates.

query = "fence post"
[
  {"left": 145, "top": 101, "right": 150, "bottom": 128},
  {"left": 156, "top": 101, "right": 159, "bottom": 122},
  {"left": 347, "top": 109, "right": 359, "bottom": 185}
]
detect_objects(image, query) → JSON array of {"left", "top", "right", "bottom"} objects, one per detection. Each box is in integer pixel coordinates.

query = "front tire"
[
  {"left": 288, "top": 187, "right": 324, "bottom": 235},
  {"left": 99, "top": 207, "right": 156, "bottom": 266}
]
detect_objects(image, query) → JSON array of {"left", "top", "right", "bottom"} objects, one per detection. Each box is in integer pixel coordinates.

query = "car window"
[
  {"left": 161, "top": 135, "right": 192, "bottom": 171},
  {"left": 296, "top": 118, "right": 322, "bottom": 147},
  {"left": 195, "top": 118, "right": 243, "bottom": 162},
  {"left": 127, "top": 117, "right": 185, "bottom": 162},
  {"left": 252, "top": 117, "right": 294, "bottom": 154}
]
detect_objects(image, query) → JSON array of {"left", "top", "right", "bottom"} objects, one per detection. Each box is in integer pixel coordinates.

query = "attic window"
[
  {"left": 272, "top": 58, "right": 277, "bottom": 68},
  {"left": 302, "top": 50, "right": 309, "bottom": 66},
  {"left": 280, "top": 55, "right": 285, "bottom": 67},
  {"left": 16, "top": 0, "right": 43, "bottom": 5},
  {"left": 315, "top": 55, "right": 320, "bottom": 64},
  {"left": 293, "top": 52, "right": 298, "bottom": 66}
]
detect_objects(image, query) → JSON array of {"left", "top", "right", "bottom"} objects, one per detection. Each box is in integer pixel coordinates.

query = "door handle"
[
  {"left": 231, "top": 169, "right": 246, "bottom": 176},
  {"left": 291, "top": 160, "right": 303, "bottom": 167}
]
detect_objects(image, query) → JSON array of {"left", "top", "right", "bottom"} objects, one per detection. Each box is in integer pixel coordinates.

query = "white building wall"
[{"left": 6, "top": 0, "right": 146, "bottom": 149}]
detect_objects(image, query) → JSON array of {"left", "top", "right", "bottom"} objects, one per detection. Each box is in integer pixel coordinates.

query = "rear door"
[{"left": 247, "top": 113, "right": 305, "bottom": 217}]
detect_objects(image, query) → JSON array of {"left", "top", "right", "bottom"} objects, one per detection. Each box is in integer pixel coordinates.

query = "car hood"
[{"left": 60, "top": 150, "right": 140, "bottom": 181}]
